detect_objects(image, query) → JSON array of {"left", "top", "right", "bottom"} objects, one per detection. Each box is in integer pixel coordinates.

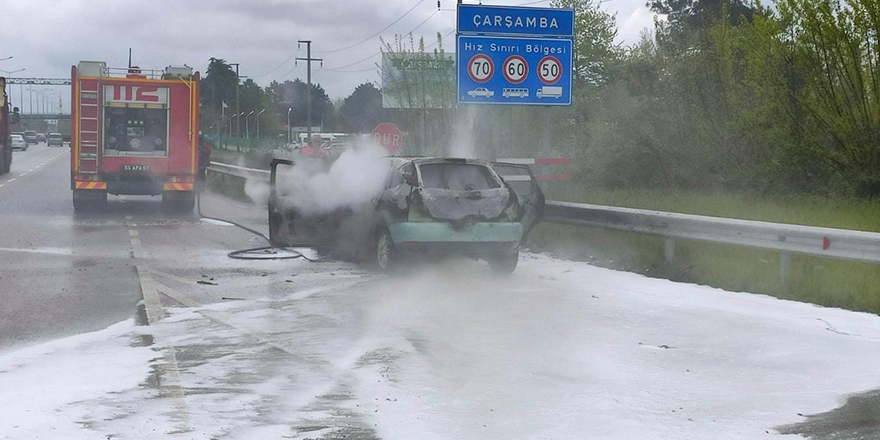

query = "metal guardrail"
[
  {"left": 208, "top": 161, "right": 269, "bottom": 180},
  {"left": 544, "top": 201, "right": 880, "bottom": 288},
  {"left": 209, "top": 161, "right": 880, "bottom": 286}
]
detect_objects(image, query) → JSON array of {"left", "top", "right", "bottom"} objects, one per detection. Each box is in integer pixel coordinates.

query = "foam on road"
[{"left": 2, "top": 252, "right": 879, "bottom": 439}]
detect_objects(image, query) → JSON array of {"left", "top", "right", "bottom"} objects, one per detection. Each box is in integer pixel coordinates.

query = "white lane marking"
[
  {"left": 8, "top": 178, "right": 15, "bottom": 182},
  {"left": 0, "top": 247, "right": 75, "bottom": 255},
  {"left": 127, "top": 217, "right": 191, "bottom": 431}
]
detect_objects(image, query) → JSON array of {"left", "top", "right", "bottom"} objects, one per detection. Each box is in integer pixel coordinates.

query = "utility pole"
[
  {"left": 287, "top": 107, "right": 292, "bottom": 144},
  {"left": 296, "top": 40, "right": 322, "bottom": 143},
  {"left": 230, "top": 63, "right": 240, "bottom": 137}
]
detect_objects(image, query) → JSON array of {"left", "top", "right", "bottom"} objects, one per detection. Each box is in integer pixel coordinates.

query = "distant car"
[
  {"left": 36, "top": 133, "right": 47, "bottom": 143},
  {"left": 47, "top": 133, "right": 64, "bottom": 147},
  {"left": 468, "top": 87, "right": 495, "bottom": 98},
  {"left": 23, "top": 130, "right": 37, "bottom": 144},
  {"left": 10, "top": 134, "right": 28, "bottom": 151},
  {"left": 502, "top": 88, "right": 529, "bottom": 98},
  {"left": 269, "top": 156, "right": 545, "bottom": 273}
]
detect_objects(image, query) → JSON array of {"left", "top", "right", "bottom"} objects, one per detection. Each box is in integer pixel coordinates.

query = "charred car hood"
[{"left": 419, "top": 187, "right": 513, "bottom": 223}]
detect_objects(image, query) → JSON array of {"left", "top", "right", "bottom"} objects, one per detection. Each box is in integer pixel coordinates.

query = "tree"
[
  {"left": 200, "top": 58, "right": 237, "bottom": 134},
  {"left": 265, "top": 79, "right": 335, "bottom": 132},
  {"left": 552, "top": 0, "right": 620, "bottom": 86},
  {"left": 340, "top": 83, "right": 383, "bottom": 133}
]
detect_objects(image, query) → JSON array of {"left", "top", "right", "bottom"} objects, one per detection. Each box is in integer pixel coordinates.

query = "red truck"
[
  {"left": 70, "top": 61, "right": 200, "bottom": 211},
  {"left": 0, "top": 77, "right": 13, "bottom": 175}
]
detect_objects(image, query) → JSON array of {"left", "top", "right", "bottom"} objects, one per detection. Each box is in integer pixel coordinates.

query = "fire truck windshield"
[{"left": 104, "top": 107, "right": 168, "bottom": 156}]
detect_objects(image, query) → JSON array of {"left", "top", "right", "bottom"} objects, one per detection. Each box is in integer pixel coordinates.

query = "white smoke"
[
  {"left": 278, "top": 141, "right": 390, "bottom": 216},
  {"left": 448, "top": 106, "right": 478, "bottom": 159}
]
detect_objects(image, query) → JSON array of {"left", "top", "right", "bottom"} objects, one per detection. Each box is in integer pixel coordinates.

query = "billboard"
[{"left": 381, "top": 52, "right": 455, "bottom": 109}]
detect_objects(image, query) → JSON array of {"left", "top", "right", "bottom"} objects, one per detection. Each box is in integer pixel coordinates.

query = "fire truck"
[
  {"left": 0, "top": 77, "right": 13, "bottom": 175},
  {"left": 70, "top": 61, "right": 200, "bottom": 211}
]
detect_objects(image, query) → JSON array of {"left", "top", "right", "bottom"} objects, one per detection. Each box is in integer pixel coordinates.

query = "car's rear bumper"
[{"left": 388, "top": 221, "right": 523, "bottom": 245}]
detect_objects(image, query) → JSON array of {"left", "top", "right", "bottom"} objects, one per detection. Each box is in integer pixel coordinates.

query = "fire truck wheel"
[
  {"left": 72, "top": 190, "right": 107, "bottom": 212},
  {"left": 1, "top": 147, "right": 10, "bottom": 173},
  {"left": 162, "top": 191, "right": 195, "bottom": 212}
]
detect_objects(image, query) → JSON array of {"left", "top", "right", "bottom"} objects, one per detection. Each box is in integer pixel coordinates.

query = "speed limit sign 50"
[
  {"left": 467, "top": 54, "right": 494, "bottom": 83},
  {"left": 538, "top": 56, "right": 563, "bottom": 85}
]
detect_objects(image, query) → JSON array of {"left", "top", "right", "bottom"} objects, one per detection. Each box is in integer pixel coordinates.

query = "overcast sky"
[{"left": 0, "top": 0, "right": 653, "bottom": 113}]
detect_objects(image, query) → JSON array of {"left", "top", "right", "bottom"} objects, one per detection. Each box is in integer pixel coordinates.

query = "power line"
[
  {"left": 321, "top": 11, "right": 447, "bottom": 73},
  {"left": 322, "top": 51, "right": 382, "bottom": 72},
  {"left": 256, "top": 48, "right": 300, "bottom": 78},
  {"left": 277, "top": 59, "right": 301, "bottom": 80},
  {"left": 317, "top": 0, "right": 426, "bottom": 54},
  {"left": 408, "top": 8, "right": 439, "bottom": 35}
]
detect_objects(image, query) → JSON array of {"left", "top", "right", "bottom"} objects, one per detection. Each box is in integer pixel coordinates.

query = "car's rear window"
[
  {"left": 11, "top": 135, "right": 23, "bottom": 140},
  {"left": 418, "top": 163, "right": 500, "bottom": 191}
]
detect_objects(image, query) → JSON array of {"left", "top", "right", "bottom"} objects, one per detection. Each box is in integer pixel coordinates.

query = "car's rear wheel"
[
  {"left": 489, "top": 251, "right": 519, "bottom": 274},
  {"left": 375, "top": 229, "right": 398, "bottom": 272}
]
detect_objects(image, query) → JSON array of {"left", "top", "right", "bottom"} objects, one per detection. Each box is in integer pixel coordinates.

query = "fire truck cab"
[{"left": 70, "top": 61, "right": 200, "bottom": 211}]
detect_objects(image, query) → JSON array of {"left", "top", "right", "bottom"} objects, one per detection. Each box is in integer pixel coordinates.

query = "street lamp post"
[
  {"left": 287, "top": 107, "right": 292, "bottom": 144},
  {"left": 245, "top": 111, "right": 254, "bottom": 140},
  {"left": 229, "top": 113, "right": 238, "bottom": 137},
  {"left": 0, "top": 56, "right": 12, "bottom": 63},
  {"left": 255, "top": 109, "right": 265, "bottom": 139},
  {"left": 0, "top": 68, "right": 25, "bottom": 110}
]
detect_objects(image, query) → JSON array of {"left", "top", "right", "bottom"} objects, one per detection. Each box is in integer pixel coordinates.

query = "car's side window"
[
  {"left": 399, "top": 163, "right": 416, "bottom": 187},
  {"left": 383, "top": 161, "right": 402, "bottom": 189}
]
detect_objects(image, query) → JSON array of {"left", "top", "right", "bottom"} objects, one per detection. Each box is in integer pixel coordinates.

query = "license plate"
[{"left": 122, "top": 165, "right": 150, "bottom": 172}]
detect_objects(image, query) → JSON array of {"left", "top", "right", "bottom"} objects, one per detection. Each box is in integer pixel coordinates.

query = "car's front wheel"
[
  {"left": 375, "top": 228, "right": 398, "bottom": 272},
  {"left": 489, "top": 251, "right": 519, "bottom": 274}
]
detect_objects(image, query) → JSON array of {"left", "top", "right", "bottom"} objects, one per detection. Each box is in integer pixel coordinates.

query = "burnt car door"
[
  {"left": 268, "top": 158, "right": 299, "bottom": 247},
  {"left": 268, "top": 158, "right": 340, "bottom": 247},
  {"left": 490, "top": 163, "right": 545, "bottom": 236}
]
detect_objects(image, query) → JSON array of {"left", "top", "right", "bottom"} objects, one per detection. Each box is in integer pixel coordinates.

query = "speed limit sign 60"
[
  {"left": 538, "top": 56, "right": 563, "bottom": 85},
  {"left": 503, "top": 55, "right": 528, "bottom": 84},
  {"left": 467, "top": 54, "right": 494, "bottom": 83}
]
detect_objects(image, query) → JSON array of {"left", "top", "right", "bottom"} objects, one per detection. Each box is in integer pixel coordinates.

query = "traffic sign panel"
[
  {"left": 456, "top": 35, "right": 572, "bottom": 105},
  {"left": 371, "top": 123, "right": 403, "bottom": 154},
  {"left": 457, "top": 4, "right": 574, "bottom": 37}
]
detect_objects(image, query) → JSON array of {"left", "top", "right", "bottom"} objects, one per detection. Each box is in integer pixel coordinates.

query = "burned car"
[{"left": 268, "top": 156, "right": 544, "bottom": 273}]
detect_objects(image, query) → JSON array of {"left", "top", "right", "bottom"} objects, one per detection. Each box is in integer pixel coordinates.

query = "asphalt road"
[
  {"left": 1, "top": 145, "right": 879, "bottom": 439},
  {"left": 0, "top": 144, "right": 301, "bottom": 351}
]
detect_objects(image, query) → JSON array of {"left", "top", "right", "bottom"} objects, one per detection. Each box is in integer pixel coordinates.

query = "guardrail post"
[
  {"left": 780, "top": 252, "right": 792, "bottom": 292},
  {"left": 664, "top": 237, "right": 675, "bottom": 263}
]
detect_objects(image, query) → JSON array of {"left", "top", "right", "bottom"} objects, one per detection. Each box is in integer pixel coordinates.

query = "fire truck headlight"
[
  {"left": 108, "top": 136, "right": 117, "bottom": 145},
  {"left": 154, "top": 138, "right": 163, "bottom": 146},
  {"left": 130, "top": 138, "right": 142, "bottom": 150}
]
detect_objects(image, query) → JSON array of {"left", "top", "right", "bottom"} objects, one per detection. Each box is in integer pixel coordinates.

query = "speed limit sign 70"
[
  {"left": 503, "top": 55, "right": 528, "bottom": 84},
  {"left": 538, "top": 56, "right": 563, "bottom": 85},
  {"left": 467, "top": 54, "right": 494, "bottom": 83}
]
